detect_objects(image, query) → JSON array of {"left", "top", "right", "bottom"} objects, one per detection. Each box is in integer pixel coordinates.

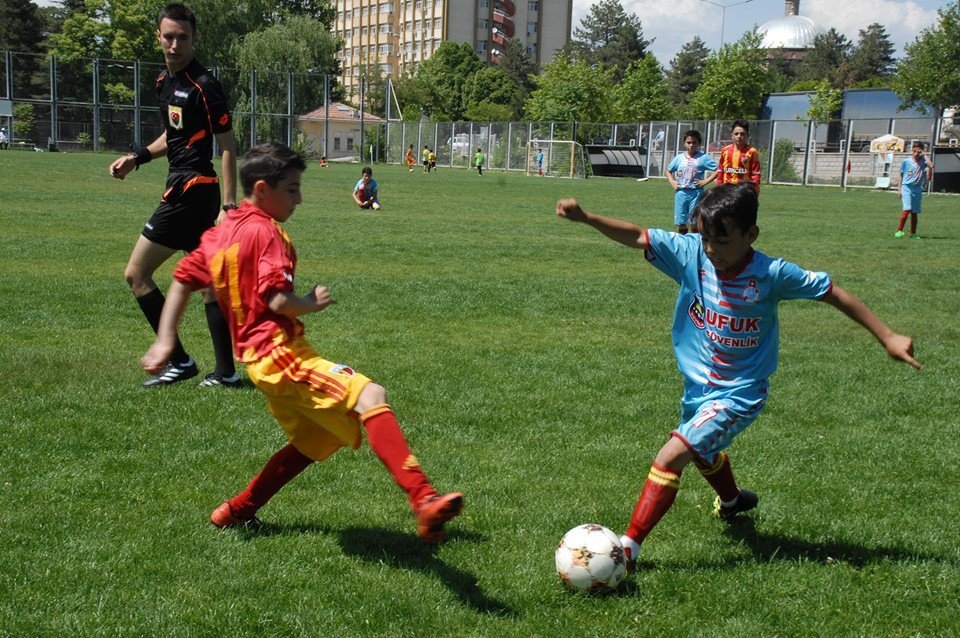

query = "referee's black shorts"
[{"left": 142, "top": 172, "right": 220, "bottom": 251}]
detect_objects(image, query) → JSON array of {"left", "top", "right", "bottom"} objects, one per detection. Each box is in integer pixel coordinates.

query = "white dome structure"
[{"left": 758, "top": 1, "right": 824, "bottom": 52}]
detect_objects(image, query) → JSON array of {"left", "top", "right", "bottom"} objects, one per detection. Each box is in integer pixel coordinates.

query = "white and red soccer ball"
[{"left": 555, "top": 524, "right": 627, "bottom": 593}]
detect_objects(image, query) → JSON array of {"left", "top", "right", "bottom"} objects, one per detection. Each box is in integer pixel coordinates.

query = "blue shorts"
[
  {"left": 674, "top": 188, "right": 703, "bottom": 226},
  {"left": 671, "top": 379, "right": 768, "bottom": 462},
  {"left": 901, "top": 186, "right": 922, "bottom": 213}
]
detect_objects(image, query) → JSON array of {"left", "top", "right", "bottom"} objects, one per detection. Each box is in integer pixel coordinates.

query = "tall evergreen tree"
[
  {"left": 567, "top": 0, "right": 650, "bottom": 80},
  {"left": 849, "top": 23, "right": 896, "bottom": 86},
  {"left": 798, "top": 28, "right": 853, "bottom": 89},
  {"left": 666, "top": 36, "right": 709, "bottom": 113}
]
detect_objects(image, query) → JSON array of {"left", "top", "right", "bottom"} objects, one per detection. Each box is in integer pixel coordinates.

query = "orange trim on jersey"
[
  {"left": 359, "top": 404, "right": 393, "bottom": 423},
  {"left": 161, "top": 187, "right": 174, "bottom": 202},
  {"left": 181, "top": 174, "right": 219, "bottom": 193},
  {"left": 186, "top": 128, "right": 207, "bottom": 148},
  {"left": 184, "top": 70, "right": 217, "bottom": 135}
]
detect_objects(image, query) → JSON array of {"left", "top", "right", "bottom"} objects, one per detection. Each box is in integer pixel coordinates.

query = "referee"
[{"left": 110, "top": 3, "right": 239, "bottom": 388}]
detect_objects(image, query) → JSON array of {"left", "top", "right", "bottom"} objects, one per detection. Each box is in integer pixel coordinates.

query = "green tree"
[
  {"left": 892, "top": 1, "right": 960, "bottom": 124},
  {"left": 666, "top": 36, "right": 709, "bottom": 113},
  {"left": 849, "top": 23, "right": 896, "bottom": 86},
  {"left": 1, "top": 0, "right": 48, "bottom": 98},
  {"left": 613, "top": 54, "right": 673, "bottom": 121},
  {"left": 462, "top": 66, "right": 524, "bottom": 121},
  {"left": 413, "top": 41, "right": 483, "bottom": 120},
  {"left": 567, "top": 0, "right": 650, "bottom": 80},
  {"left": 523, "top": 52, "right": 614, "bottom": 122},
  {"left": 798, "top": 28, "right": 853, "bottom": 88},
  {"left": 499, "top": 38, "right": 538, "bottom": 94},
  {"left": 805, "top": 79, "right": 842, "bottom": 125},
  {"left": 687, "top": 31, "right": 769, "bottom": 120}
]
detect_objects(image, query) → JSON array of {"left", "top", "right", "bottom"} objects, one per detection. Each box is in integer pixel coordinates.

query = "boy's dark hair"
[
  {"left": 694, "top": 184, "right": 758, "bottom": 236},
  {"left": 158, "top": 3, "right": 197, "bottom": 34},
  {"left": 361, "top": 166, "right": 373, "bottom": 176},
  {"left": 683, "top": 129, "right": 702, "bottom": 144},
  {"left": 912, "top": 140, "right": 925, "bottom": 149},
  {"left": 240, "top": 142, "right": 306, "bottom": 195},
  {"left": 731, "top": 119, "right": 750, "bottom": 134}
]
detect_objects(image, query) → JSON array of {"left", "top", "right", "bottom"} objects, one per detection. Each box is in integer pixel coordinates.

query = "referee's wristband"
[
  {"left": 132, "top": 147, "right": 152, "bottom": 167},
  {"left": 222, "top": 204, "right": 238, "bottom": 212}
]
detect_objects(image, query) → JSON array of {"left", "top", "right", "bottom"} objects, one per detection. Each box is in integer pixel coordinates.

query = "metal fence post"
[
  {"left": 766, "top": 120, "right": 775, "bottom": 183},
  {"left": 506, "top": 122, "right": 512, "bottom": 171},
  {"left": 134, "top": 60, "right": 141, "bottom": 148},
  {"left": 49, "top": 56, "right": 57, "bottom": 150},
  {"left": 802, "top": 120, "right": 814, "bottom": 186},
  {"left": 359, "top": 76, "right": 365, "bottom": 162},
  {"left": 250, "top": 69, "right": 257, "bottom": 149},
  {"left": 323, "top": 75, "right": 329, "bottom": 160},
  {"left": 841, "top": 120, "right": 853, "bottom": 191},
  {"left": 287, "top": 72, "right": 294, "bottom": 148},
  {"left": 92, "top": 58, "right": 100, "bottom": 152}
]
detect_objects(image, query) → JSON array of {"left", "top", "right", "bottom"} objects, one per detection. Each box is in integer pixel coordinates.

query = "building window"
[
  {"left": 527, "top": 0, "right": 538, "bottom": 10},
  {"left": 380, "top": 24, "right": 391, "bottom": 33},
  {"left": 380, "top": 63, "right": 392, "bottom": 74},
  {"left": 361, "top": 26, "right": 368, "bottom": 36},
  {"left": 334, "top": 137, "right": 341, "bottom": 150},
  {"left": 347, "top": 137, "right": 354, "bottom": 151},
  {"left": 527, "top": 22, "right": 537, "bottom": 35},
  {"left": 477, "top": 40, "right": 487, "bottom": 53},
  {"left": 526, "top": 42, "right": 537, "bottom": 55},
  {"left": 434, "top": 17, "right": 442, "bottom": 29},
  {"left": 379, "top": 44, "right": 392, "bottom": 54},
  {"left": 353, "top": 7, "right": 359, "bottom": 17},
  {"left": 479, "top": 0, "right": 488, "bottom": 7},
  {"left": 415, "top": 0, "right": 422, "bottom": 11}
]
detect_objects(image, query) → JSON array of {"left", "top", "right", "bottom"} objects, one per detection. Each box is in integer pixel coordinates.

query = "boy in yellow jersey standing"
[{"left": 717, "top": 120, "right": 761, "bottom": 195}]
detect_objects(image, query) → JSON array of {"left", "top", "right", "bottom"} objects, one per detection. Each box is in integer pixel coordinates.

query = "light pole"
[{"left": 699, "top": 0, "right": 755, "bottom": 48}]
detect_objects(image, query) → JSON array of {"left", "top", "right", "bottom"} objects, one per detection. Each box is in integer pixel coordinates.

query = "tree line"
[{"left": 1, "top": 0, "right": 958, "bottom": 124}]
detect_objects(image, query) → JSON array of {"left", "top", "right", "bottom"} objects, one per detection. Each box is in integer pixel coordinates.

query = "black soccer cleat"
[
  {"left": 713, "top": 489, "right": 759, "bottom": 520},
  {"left": 198, "top": 372, "right": 242, "bottom": 388},
  {"left": 142, "top": 357, "right": 199, "bottom": 388}
]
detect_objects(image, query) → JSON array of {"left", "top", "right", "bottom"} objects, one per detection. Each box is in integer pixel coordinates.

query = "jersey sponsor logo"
[
  {"left": 723, "top": 167, "right": 748, "bottom": 174},
  {"left": 703, "top": 308, "right": 760, "bottom": 333},
  {"left": 743, "top": 280, "right": 760, "bottom": 304},
  {"left": 282, "top": 271, "right": 293, "bottom": 283},
  {"left": 219, "top": 113, "right": 230, "bottom": 126},
  {"left": 174, "top": 89, "right": 190, "bottom": 99},
  {"left": 168, "top": 105, "right": 184, "bottom": 130},
  {"left": 330, "top": 363, "right": 355, "bottom": 377},
  {"left": 688, "top": 293, "right": 705, "bottom": 329}
]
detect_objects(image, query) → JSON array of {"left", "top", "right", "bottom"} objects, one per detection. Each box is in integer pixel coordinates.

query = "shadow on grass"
[
  {"left": 233, "top": 522, "right": 516, "bottom": 617},
  {"left": 722, "top": 517, "right": 953, "bottom": 568}
]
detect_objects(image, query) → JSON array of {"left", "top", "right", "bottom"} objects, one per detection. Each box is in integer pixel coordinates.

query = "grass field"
[{"left": 1, "top": 151, "right": 958, "bottom": 637}]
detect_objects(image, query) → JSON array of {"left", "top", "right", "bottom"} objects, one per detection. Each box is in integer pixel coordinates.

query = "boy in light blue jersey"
[
  {"left": 894, "top": 141, "right": 933, "bottom": 239},
  {"left": 353, "top": 166, "right": 380, "bottom": 210},
  {"left": 556, "top": 184, "right": 920, "bottom": 568},
  {"left": 666, "top": 129, "right": 718, "bottom": 234}
]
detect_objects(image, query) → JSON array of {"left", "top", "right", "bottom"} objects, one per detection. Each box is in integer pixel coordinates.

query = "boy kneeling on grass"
[
  {"left": 143, "top": 142, "right": 463, "bottom": 541},
  {"left": 556, "top": 184, "right": 919, "bottom": 569},
  {"left": 353, "top": 166, "right": 381, "bottom": 210}
]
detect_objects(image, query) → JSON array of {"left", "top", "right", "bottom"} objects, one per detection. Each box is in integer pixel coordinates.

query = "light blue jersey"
[
  {"left": 645, "top": 229, "right": 832, "bottom": 388},
  {"left": 667, "top": 151, "right": 718, "bottom": 190},
  {"left": 645, "top": 229, "right": 832, "bottom": 459},
  {"left": 900, "top": 156, "right": 927, "bottom": 213},
  {"left": 354, "top": 177, "right": 379, "bottom": 202}
]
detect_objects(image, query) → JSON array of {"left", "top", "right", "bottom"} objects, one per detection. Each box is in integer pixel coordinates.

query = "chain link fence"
[{"left": 2, "top": 50, "right": 942, "bottom": 190}]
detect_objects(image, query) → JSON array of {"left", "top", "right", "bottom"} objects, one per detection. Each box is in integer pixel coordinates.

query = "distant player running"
[
  {"left": 717, "top": 120, "right": 761, "bottom": 195},
  {"left": 556, "top": 185, "right": 919, "bottom": 569},
  {"left": 142, "top": 142, "right": 463, "bottom": 540}
]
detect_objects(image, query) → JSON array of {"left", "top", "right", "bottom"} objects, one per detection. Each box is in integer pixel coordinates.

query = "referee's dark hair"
[
  {"left": 240, "top": 143, "right": 307, "bottom": 195},
  {"left": 693, "top": 184, "right": 758, "bottom": 236},
  {"left": 159, "top": 4, "right": 197, "bottom": 34}
]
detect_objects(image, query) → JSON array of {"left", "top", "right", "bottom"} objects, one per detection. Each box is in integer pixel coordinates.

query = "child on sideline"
[
  {"left": 717, "top": 120, "right": 761, "bottom": 195},
  {"left": 474, "top": 148, "right": 484, "bottom": 176},
  {"left": 895, "top": 141, "right": 933, "bottom": 239},
  {"left": 353, "top": 166, "right": 381, "bottom": 210},
  {"left": 556, "top": 184, "right": 919, "bottom": 568},
  {"left": 422, "top": 145, "right": 430, "bottom": 173},
  {"left": 428, "top": 148, "right": 437, "bottom": 172},
  {"left": 536, "top": 148, "right": 544, "bottom": 176},
  {"left": 142, "top": 143, "right": 463, "bottom": 540},
  {"left": 666, "top": 129, "right": 718, "bottom": 234},
  {"left": 318, "top": 155, "right": 329, "bottom": 168},
  {"left": 406, "top": 144, "right": 416, "bottom": 172}
]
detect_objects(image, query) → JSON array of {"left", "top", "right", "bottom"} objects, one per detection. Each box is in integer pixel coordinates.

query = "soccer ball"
[{"left": 555, "top": 524, "right": 627, "bottom": 593}]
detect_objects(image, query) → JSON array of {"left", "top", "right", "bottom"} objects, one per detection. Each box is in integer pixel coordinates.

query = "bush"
[{"left": 771, "top": 138, "right": 799, "bottom": 182}]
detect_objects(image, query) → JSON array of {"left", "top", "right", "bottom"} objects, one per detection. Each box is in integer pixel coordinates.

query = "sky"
[{"left": 570, "top": 0, "right": 951, "bottom": 65}]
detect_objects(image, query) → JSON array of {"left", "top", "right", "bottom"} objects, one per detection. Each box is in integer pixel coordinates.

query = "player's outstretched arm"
[
  {"left": 141, "top": 279, "right": 193, "bottom": 374},
  {"left": 556, "top": 198, "right": 650, "bottom": 250},
  {"left": 268, "top": 285, "right": 335, "bottom": 318},
  {"left": 821, "top": 285, "right": 921, "bottom": 370},
  {"left": 109, "top": 132, "right": 169, "bottom": 180}
]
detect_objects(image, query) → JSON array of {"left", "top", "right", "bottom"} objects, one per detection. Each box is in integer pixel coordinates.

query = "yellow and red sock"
[
  {"left": 360, "top": 404, "right": 435, "bottom": 508},
  {"left": 229, "top": 443, "right": 313, "bottom": 518},
  {"left": 695, "top": 452, "right": 739, "bottom": 503},
  {"left": 624, "top": 462, "right": 681, "bottom": 544}
]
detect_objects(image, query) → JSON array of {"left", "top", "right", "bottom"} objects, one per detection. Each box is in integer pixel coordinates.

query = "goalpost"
[{"left": 526, "top": 140, "right": 588, "bottom": 179}]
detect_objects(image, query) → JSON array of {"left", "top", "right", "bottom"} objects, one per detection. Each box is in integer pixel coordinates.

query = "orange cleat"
[
  {"left": 415, "top": 493, "right": 464, "bottom": 543},
  {"left": 210, "top": 502, "right": 261, "bottom": 529}
]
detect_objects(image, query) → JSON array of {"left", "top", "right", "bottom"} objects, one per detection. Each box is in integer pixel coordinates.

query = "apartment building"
[{"left": 332, "top": 0, "right": 572, "bottom": 101}]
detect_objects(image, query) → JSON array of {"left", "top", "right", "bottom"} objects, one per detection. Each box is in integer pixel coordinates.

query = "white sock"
[
  {"left": 620, "top": 535, "right": 640, "bottom": 559},
  {"left": 720, "top": 490, "right": 741, "bottom": 508}
]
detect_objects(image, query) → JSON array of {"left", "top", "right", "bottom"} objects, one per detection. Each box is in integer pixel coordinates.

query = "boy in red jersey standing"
[
  {"left": 142, "top": 142, "right": 464, "bottom": 541},
  {"left": 717, "top": 120, "right": 761, "bottom": 195}
]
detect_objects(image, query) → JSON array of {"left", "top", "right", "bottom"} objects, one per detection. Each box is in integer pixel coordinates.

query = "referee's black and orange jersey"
[{"left": 156, "top": 58, "right": 232, "bottom": 175}]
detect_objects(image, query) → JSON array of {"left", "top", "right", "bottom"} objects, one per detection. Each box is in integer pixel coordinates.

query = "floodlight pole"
[{"left": 699, "top": 0, "right": 754, "bottom": 48}]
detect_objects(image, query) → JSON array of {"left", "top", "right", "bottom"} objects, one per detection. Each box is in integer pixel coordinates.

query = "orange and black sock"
[
  {"left": 624, "top": 462, "right": 681, "bottom": 544},
  {"left": 361, "top": 405, "right": 435, "bottom": 508}
]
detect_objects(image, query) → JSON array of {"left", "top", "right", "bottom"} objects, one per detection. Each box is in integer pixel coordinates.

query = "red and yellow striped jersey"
[{"left": 717, "top": 144, "right": 761, "bottom": 194}]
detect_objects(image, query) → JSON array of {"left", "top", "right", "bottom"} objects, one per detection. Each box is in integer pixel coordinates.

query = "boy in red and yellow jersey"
[
  {"left": 142, "top": 142, "right": 463, "bottom": 541},
  {"left": 717, "top": 120, "right": 761, "bottom": 195}
]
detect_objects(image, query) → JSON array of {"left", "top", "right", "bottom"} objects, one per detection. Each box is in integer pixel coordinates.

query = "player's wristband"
[
  {"left": 131, "top": 146, "right": 152, "bottom": 167},
  {"left": 222, "top": 204, "right": 238, "bottom": 212}
]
